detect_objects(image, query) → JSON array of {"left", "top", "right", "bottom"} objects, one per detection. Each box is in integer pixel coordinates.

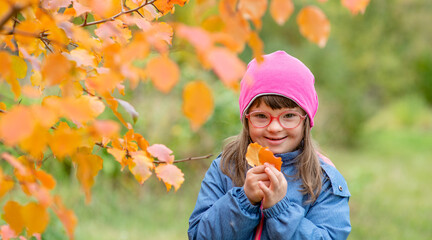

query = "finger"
[
  {"left": 264, "top": 163, "right": 285, "bottom": 183},
  {"left": 261, "top": 180, "right": 270, "bottom": 187},
  {"left": 258, "top": 181, "right": 271, "bottom": 196},
  {"left": 248, "top": 165, "right": 266, "bottom": 174},
  {"left": 264, "top": 166, "right": 280, "bottom": 186}
]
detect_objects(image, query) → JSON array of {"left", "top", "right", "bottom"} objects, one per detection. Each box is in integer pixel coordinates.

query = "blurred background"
[{"left": 2, "top": 0, "right": 431, "bottom": 239}]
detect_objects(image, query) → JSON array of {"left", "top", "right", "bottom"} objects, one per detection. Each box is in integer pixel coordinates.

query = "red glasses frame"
[{"left": 245, "top": 110, "right": 307, "bottom": 129}]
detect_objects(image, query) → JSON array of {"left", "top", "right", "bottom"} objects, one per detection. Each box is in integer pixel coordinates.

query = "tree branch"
[
  {"left": 80, "top": 0, "right": 157, "bottom": 27},
  {"left": 0, "top": 4, "right": 26, "bottom": 31},
  {"left": 153, "top": 154, "right": 213, "bottom": 164}
]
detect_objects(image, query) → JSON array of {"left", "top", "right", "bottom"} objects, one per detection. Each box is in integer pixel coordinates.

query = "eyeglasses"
[{"left": 245, "top": 110, "right": 307, "bottom": 129}]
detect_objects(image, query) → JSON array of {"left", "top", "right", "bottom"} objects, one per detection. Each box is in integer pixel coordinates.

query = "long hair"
[{"left": 221, "top": 95, "right": 323, "bottom": 203}]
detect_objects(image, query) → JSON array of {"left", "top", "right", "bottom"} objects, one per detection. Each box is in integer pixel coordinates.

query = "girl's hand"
[
  {"left": 258, "top": 163, "right": 288, "bottom": 209},
  {"left": 244, "top": 165, "right": 270, "bottom": 205}
]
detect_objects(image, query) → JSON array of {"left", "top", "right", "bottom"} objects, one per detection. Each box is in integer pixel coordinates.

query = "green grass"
[{"left": 2, "top": 129, "right": 431, "bottom": 239}]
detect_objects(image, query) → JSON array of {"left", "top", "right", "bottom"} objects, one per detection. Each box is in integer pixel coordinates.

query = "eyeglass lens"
[{"left": 249, "top": 112, "right": 301, "bottom": 128}]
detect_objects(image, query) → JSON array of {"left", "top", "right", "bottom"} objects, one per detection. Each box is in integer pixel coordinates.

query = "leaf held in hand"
[{"left": 245, "top": 142, "right": 282, "bottom": 171}]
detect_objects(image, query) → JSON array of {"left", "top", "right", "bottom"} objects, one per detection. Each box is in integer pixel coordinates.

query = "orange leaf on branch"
[
  {"left": 146, "top": 55, "right": 179, "bottom": 93},
  {"left": 296, "top": 6, "right": 330, "bottom": 48},
  {"left": 182, "top": 80, "right": 214, "bottom": 131},
  {"left": 341, "top": 0, "right": 370, "bottom": 15},
  {"left": 245, "top": 142, "right": 282, "bottom": 171},
  {"left": 270, "top": 0, "right": 294, "bottom": 26},
  {"left": 155, "top": 164, "right": 185, "bottom": 191}
]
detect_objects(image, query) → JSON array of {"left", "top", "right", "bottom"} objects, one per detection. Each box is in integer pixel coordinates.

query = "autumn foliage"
[{"left": 0, "top": 0, "right": 369, "bottom": 238}]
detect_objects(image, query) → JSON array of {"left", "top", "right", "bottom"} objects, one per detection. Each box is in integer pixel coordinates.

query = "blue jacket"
[{"left": 188, "top": 150, "right": 351, "bottom": 239}]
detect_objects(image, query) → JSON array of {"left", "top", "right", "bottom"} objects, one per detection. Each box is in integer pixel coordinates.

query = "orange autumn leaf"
[
  {"left": 19, "top": 124, "right": 49, "bottom": 159},
  {"left": 182, "top": 81, "right": 214, "bottom": 131},
  {"left": 0, "top": 169, "right": 14, "bottom": 198},
  {"left": 270, "top": 0, "right": 294, "bottom": 26},
  {"left": 53, "top": 196, "right": 77, "bottom": 240},
  {"left": 176, "top": 24, "right": 213, "bottom": 53},
  {"left": 43, "top": 95, "right": 105, "bottom": 124},
  {"left": 41, "top": 53, "right": 73, "bottom": 86},
  {"left": 36, "top": 170, "right": 56, "bottom": 190},
  {"left": 146, "top": 55, "right": 179, "bottom": 93},
  {"left": 147, "top": 144, "right": 174, "bottom": 164},
  {"left": 0, "top": 105, "right": 36, "bottom": 146},
  {"left": 48, "top": 122, "right": 82, "bottom": 159},
  {"left": 107, "top": 147, "right": 127, "bottom": 168},
  {"left": 153, "top": 0, "right": 188, "bottom": 14},
  {"left": 341, "top": 0, "right": 370, "bottom": 15},
  {"left": 155, "top": 164, "right": 184, "bottom": 191},
  {"left": 129, "top": 151, "right": 154, "bottom": 184},
  {"left": 72, "top": 148, "right": 103, "bottom": 203},
  {"left": 206, "top": 47, "right": 246, "bottom": 88},
  {"left": 2, "top": 201, "right": 24, "bottom": 234},
  {"left": 21, "top": 202, "right": 49, "bottom": 235},
  {"left": 248, "top": 32, "right": 264, "bottom": 63},
  {"left": 238, "top": 0, "right": 267, "bottom": 21},
  {"left": 258, "top": 147, "right": 282, "bottom": 171},
  {"left": 296, "top": 6, "right": 330, "bottom": 48},
  {"left": 245, "top": 142, "right": 282, "bottom": 171}
]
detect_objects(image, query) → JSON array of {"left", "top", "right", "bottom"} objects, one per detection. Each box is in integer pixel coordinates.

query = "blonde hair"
[{"left": 221, "top": 95, "right": 323, "bottom": 203}]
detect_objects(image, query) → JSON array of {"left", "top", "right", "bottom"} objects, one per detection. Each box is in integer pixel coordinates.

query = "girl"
[{"left": 188, "top": 51, "right": 351, "bottom": 239}]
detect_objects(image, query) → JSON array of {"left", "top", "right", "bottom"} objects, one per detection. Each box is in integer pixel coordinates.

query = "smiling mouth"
[{"left": 265, "top": 136, "right": 288, "bottom": 141}]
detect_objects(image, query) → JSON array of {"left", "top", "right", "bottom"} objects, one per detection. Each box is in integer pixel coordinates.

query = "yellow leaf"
[
  {"left": 296, "top": 6, "right": 330, "bottom": 48},
  {"left": 182, "top": 81, "right": 214, "bottom": 131},
  {"left": 146, "top": 55, "right": 179, "bottom": 93},
  {"left": 2, "top": 201, "right": 24, "bottom": 235},
  {"left": 129, "top": 151, "right": 153, "bottom": 184},
  {"left": 0, "top": 169, "right": 14, "bottom": 198},
  {"left": 107, "top": 147, "right": 127, "bottom": 168},
  {"left": 10, "top": 55, "right": 27, "bottom": 79},
  {"left": 245, "top": 142, "right": 262, "bottom": 167},
  {"left": 155, "top": 164, "right": 184, "bottom": 191},
  {"left": 72, "top": 148, "right": 103, "bottom": 203},
  {"left": 270, "top": 0, "right": 294, "bottom": 25},
  {"left": 20, "top": 124, "right": 49, "bottom": 158},
  {"left": 22, "top": 202, "right": 49, "bottom": 235},
  {"left": 0, "top": 105, "right": 36, "bottom": 146},
  {"left": 43, "top": 95, "right": 105, "bottom": 124},
  {"left": 49, "top": 122, "right": 82, "bottom": 159}
]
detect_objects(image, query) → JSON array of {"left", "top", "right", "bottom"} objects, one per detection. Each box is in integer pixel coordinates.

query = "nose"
[{"left": 267, "top": 118, "right": 283, "bottom": 132}]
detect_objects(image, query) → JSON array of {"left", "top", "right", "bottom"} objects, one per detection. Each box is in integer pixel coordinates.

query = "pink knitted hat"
[{"left": 239, "top": 51, "right": 318, "bottom": 128}]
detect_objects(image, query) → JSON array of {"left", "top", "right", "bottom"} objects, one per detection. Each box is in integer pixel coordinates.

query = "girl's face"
[{"left": 247, "top": 103, "right": 306, "bottom": 154}]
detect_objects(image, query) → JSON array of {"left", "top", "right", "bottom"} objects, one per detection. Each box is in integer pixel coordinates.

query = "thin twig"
[
  {"left": 153, "top": 154, "right": 213, "bottom": 164},
  {"left": 0, "top": 109, "right": 6, "bottom": 113},
  {"left": 0, "top": 4, "right": 26, "bottom": 31},
  {"left": 80, "top": 0, "right": 156, "bottom": 27}
]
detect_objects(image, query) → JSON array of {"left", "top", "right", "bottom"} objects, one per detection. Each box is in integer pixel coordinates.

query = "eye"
[
  {"left": 252, "top": 112, "right": 268, "bottom": 119},
  {"left": 282, "top": 113, "right": 296, "bottom": 119}
]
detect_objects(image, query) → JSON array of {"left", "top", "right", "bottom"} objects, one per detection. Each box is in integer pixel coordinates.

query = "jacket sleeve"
[
  {"left": 263, "top": 165, "right": 351, "bottom": 240},
  {"left": 188, "top": 159, "right": 261, "bottom": 240}
]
